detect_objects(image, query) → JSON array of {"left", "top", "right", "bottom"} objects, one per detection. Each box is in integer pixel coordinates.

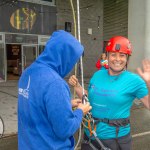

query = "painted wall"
[
  {"left": 103, "top": 0, "right": 128, "bottom": 41},
  {"left": 128, "top": 0, "right": 149, "bottom": 72},
  {"left": 56, "top": 0, "right": 103, "bottom": 77}
]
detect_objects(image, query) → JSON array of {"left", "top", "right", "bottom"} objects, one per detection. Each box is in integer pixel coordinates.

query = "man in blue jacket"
[{"left": 18, "top": 30, "right": 92, "bottom": 150}]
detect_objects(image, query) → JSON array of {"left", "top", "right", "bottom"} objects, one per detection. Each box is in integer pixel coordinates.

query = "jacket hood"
[{"left": 36, "top": 30, "right": 84, "bottom": 78}]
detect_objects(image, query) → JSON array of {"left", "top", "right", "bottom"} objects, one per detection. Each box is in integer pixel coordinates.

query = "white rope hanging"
[
  {"left": 69, "top": 0, "right": 86, "bottom": 149},
  {"left": 74, "top": 1, "right": 83, "bottom": 148},
  {"left": 70, "top": 0, "right": 77, "bottom": 99},
  {"left": 77, "top": 0, "right": 86, "bottom": 103}
]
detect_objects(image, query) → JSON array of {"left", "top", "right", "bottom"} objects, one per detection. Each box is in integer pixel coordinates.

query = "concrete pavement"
[{"left": 0, "top": 79, "right": 150, "bottom": 150}]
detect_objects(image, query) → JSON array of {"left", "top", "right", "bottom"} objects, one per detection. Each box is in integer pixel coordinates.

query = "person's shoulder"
[
  {"left": 124, "top": 71, "right": 144, "bottom": 81},
  {"left": 96, "top": 69, "right": 108, "bottom": 73},
  {"left": 36, "top": 67, "right": 64, "bottom": 85},
  {"left": 93, "top": 69, "right": 107, "bottom": 77},
  {"left": 125, "top": 71, "right": 139, "bottom": 77}
]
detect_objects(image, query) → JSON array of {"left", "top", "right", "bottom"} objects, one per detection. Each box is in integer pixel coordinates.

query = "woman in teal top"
[{"left": 69, "top": 36, "right": 150, "bottom": 150}]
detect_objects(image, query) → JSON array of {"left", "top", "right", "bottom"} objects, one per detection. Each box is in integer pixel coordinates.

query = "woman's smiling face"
[{"left": 108, "top": 52, "right": 128, "bottom": 75}]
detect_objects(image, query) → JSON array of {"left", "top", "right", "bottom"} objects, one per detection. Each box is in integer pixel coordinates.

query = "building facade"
[
  {"left": 0, "top": 0, "right": 56, "bottom": 81},
  {"left": 0, "top": 0, "right": 149, "bottom": 81}
]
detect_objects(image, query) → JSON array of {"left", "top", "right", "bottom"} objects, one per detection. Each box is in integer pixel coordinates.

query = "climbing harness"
[
  {"left": 82, "top": 94, "right": 130, "bottom": 150},
  {"left": 82, "top": 95, "right": 111, "bottom": 150},
  {"left": 93, "top": 117, "right": 130, "bottom": 138}
]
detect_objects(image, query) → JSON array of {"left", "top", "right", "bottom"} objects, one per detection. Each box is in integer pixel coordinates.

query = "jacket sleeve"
[
  {"left": 45, "top": 80, "right": 83, "bottom": 140},
  {"left": 96, "top": 60, "right": 101, "bottom": 70}
]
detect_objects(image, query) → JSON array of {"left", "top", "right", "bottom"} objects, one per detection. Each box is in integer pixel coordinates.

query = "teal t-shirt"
[{"left": 85, "top": 70, "right": 148, "bottom": 139}]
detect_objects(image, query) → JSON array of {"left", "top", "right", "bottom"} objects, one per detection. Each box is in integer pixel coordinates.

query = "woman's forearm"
[{"left": 74, "top": 83, "right": 87, "bottom": 99}]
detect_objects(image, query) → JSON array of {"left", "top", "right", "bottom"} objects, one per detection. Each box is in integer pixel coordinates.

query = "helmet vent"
[{"left": 115, "top": 44, "right": 120, "bottom": 50}]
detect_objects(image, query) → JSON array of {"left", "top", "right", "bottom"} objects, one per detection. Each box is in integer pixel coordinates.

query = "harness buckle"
[
  {"left": 121, "top": 119, "right": 130, "bottom": 126},
  {"left": 103, "top": 118, "right": 109, "bottom": 124}
]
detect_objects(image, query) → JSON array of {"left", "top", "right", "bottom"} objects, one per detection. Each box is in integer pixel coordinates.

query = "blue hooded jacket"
[{"left": 18, "top": 30, "right": 84, "bottom": 150}]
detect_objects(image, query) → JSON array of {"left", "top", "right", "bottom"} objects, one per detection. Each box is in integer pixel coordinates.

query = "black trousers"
[{"left": 81, "top": 133, "right": 132, "bottom": 150}]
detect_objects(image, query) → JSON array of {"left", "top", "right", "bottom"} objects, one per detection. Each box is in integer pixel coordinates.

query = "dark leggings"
[{"left": 81, "top": 133, "right": 132, "bottom": 150}]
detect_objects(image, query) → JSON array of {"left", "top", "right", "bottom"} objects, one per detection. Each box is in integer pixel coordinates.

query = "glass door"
[
  {"left": 38, "top": 45, "right": 45, "bottom": 55},
  {"left": 21, "top": 45, "right": 37, "bottom": 73},
  {"left": 0, "top": 43, "right": 6, "bottom": 82}
]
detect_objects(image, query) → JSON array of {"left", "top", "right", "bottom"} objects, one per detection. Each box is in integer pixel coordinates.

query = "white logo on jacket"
[{"left": 19, "top": 76, "right": 30, "bottom": 99}]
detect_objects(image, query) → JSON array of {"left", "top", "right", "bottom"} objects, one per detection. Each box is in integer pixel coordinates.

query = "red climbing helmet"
[{"left": 105, "top": 36, "right": 132, "bottom": 55}]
